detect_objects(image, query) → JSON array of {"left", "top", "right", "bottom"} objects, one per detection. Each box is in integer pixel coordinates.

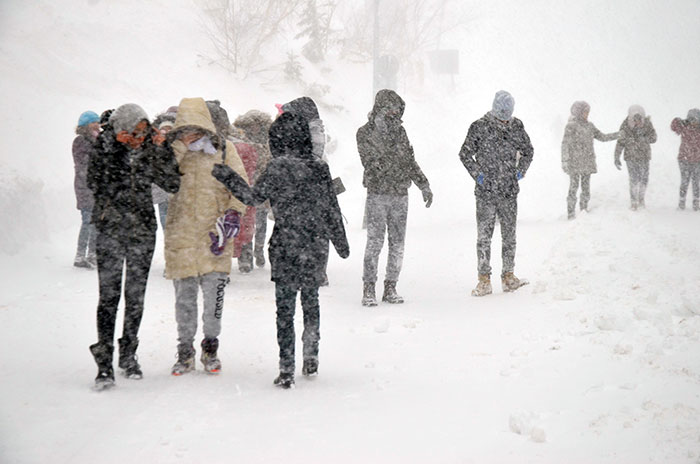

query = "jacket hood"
[
  {"left": 369, "top": 89, "right": 405, "bottom": 121},
  {"left": 233, "top": 110, "right": 272, "bottom": 144},
  {"left": 570, "top": 101, "right": 590, "bottom": 121},
  {"left": 282, "top": 96, "right": 320, "bottom": 122},
  {"left": 491, "top": 90, "right": 515, "bottom": 122},
  {"left": 268, "top": 112, "right": 313, "bottom": 160},
  {"left": 687, "top": 108, "right": 700, "bottom": 123},
  {"left": 170, "top": 97, "right": 218, "bottom": 142}
]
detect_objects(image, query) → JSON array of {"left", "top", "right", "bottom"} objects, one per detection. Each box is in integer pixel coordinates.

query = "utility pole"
[{"left": 372, "top": 0, "right": 380, "bottom": 97}]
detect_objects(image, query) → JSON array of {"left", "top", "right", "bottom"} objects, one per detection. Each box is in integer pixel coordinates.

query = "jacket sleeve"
[
  {"left": 216, "top": 163, "right": 269, "bottom": 207},
  {"left": 151, "top": 141, "right": 181, "bottom": 194},
  {"left": 458, "top": 122, "right": 481, "bottom": 180},
  {"left": 223, "top": 141, "right": 249, "bottom": 214},
  {"left": 561, "top": 124, "right": 572, "bottom": 172},
  {"left": 644, "top": 119, "right": 657, "bottom": 144},
  {"left": 592, "top": 124, "right": 619, "bottom": 142},
  {"left": 614, "top": 123, "right": 627, "bottom": 163},
  {"left": 671, "top": 117, "right": 686, "bottom": 135},
  {"left": 399, "top": 128, "right": 429, "bottom": 190},
  {"left": 515, "top": 120, "right": 534, "bottom": 176},
  {"left": 357, "top": 126, "right": 381, "bottom": 173},
  {"left": 87, "top": 132, "right": 109, "bottom": 195},
  {"left": 319, "top": 164, "right": 349, "bottom": 258}
]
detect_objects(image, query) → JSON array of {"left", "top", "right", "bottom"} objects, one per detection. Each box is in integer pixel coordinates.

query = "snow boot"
[
  {"left": 89, "top": 342, "right": 115, "bottom": 390},
  {"left": 274, "top": 372, "right": 295, "bottom": 389},
  {"left": 238, "top": 243, "right": 253, "bottom": 273},
  {"left": 254, "top": 246, "right": 265, "bottom": 268},
  {"left": 200, "top": 338, "right": 222, "bottom": 374},
  {"left": 361, "top": 281, "right": 378, "bottom": 307},
  {"left": 694, "top": 198, "right": 699, "bottom": 211},
  {"left": 118, "top": 337, "right": 142, "bottom": 379},
  {"left": 302, "top": 358, "right": 318, "bottom": 377},
  {"left": 471, "top": 274, "right": 492, "bottom": 297},
  {"left": 501, "top": 272, "right": 529, "bottom": 293},
  {"left": 678, "top": 198, "right": 686, "bottom": 210},
  {"left": 171, "top": 344, "right": 195, "bottom": 376},
  {"left": 382, "top": 280, "right": 404, "bottom": 304}
]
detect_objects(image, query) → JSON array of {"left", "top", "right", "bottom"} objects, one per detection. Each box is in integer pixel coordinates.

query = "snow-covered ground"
[{"left": 1, "top": 0, "right": 700, "bottom": 463}]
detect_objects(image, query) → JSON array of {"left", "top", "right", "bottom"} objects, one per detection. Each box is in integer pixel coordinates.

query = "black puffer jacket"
[
  {"left": 356, "top": 90, "right": 429, "bottom": 195},
  {"left": 87, "top": 124, "right": 181, "bottom": 237},
  {"left": 213, "top": 112, "right": 349, "bottom": 288},
  {"left": 458, "top": 112, "right": 534, "bottom": 199}
]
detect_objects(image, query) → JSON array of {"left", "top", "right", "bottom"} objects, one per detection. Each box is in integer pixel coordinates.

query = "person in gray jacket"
[
  {"left": 561, "top": 101, "right": 618, "bottom": 219},
  {"left": 458, "top": 90, "right": 533, "bottom": 297},
  {"left": 357, "top": 89, "right": 433, "bottom": 306},
  {"left": 614, "top": 105, "right": 657, "bottom": 210}
]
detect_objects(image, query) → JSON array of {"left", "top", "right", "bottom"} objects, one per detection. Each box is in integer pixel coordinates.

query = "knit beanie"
[
  {"left": 110, "top": 103, "right": 148, "bottom": 133},
  {"left": 687, "top": 108, "right": 700, "bottom": 122},
  {"left": 492, "top": 90, "right": 515, "bottom": 121},
  {"left": 78, "top": 111, "right": 100, "bottom": 127}
]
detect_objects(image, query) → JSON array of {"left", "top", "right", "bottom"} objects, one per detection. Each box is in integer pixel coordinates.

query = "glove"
[
  {"left": 614, "top": 159, "right": 622, "bottom": 170},
  {"left": 421, "top": 186, "right": 433, "bottom": 208},
  {"left": 476, "top": 173, "right": 485, "bottom": 186},
  {"left": 209, "top": 209, "right": 240, "bottom": 256},
  {"left": 212, "top": 163, "right": 234, "bottom": 182},
  {"left": 516, "top": 171, "right": 523, "bottom": 181}
]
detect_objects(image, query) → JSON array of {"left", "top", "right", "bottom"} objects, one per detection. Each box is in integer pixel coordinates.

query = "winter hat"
[
  {"left": 110, "top": 103, "right": 148, "bottom": 134},
  {"left": 78, "top": 111, "right": 99, "bottom": 127},
  {"left": 627, "top": 104, "right": 646, "bottom": 120},
  {"left": 206, "top": 100, "right": 231, "bottom": 137},
  {"left": 491, "top": 90, "right": 515, "bottom": 121},
  {"left": 570, "top": 101, "right": 590, "bottom": 120},
  {"left": 687, "top": 108, "right": 700, "bottom": 122}
]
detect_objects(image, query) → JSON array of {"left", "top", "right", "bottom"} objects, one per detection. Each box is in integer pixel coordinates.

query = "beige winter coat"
[{"left": 164, "top": 98, "right": 248, "bottom": 279}]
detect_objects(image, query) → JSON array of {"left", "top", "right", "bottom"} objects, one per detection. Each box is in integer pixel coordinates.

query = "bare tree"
[{"left": 202, "top": 0, "right": 304, "bottom": 75}]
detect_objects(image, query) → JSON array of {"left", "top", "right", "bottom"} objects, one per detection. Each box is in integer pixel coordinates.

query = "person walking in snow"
[
  {"left": 614, "top": 105, "right": 657, "bottom": 210},
  {"left": 458, "top": 90, "right": 534, "bottom": 297},
  {"left": 671, "top": 108, "right": 700, "bottom": 211},
  {"left": 233, "top": 110, "right": 273, "bottom": 268},
  {"left": 357, "top": 89, "right": 433, "bottom": 307},
  {"left": 87, "top": 103, "right": 181, "bottom": 389},
  {"left": 165, "top": 98, "right": 249, "bottom": 376},
  {"left": 561, "top": 101, "right": 618, "bottom": 219},
  {"left": 212, "top": 111, "right": 349, "bottom": 389},
  {"left": 72, "top": 110, "right": 100, "bottom": 269}
]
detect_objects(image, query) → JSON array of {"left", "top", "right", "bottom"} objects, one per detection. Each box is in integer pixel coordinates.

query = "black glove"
[
  {"left": 212, "top": 163, "right": 234, "bottom": 182},
  {"left": 421, "top": 186, "right": 433, "bottom": 208}
]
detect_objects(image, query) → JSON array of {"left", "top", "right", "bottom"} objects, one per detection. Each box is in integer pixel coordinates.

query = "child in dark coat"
[{"left": 212, "top": 111, "right": 349, "bottom": 389}]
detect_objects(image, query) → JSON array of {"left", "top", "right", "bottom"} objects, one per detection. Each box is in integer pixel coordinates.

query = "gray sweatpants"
[
  {"left": 476, "top": 196, "right": 518, "bottom": 276},
  {"left": 173, "top": 272, "right": 229, "bottom": 351},
  {"left": 362, "top": 193, "right": 408, "bottom": 283},
  {"left": 626, "top": 159, "right": 649, "bottom": 207}
]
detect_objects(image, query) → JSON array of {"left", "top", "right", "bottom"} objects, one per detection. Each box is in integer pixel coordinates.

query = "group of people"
[
  {"left": 562, "top": 102, "right": 700, "bottom": 218},
  {"left": 72, "top": 88, "right": 699, "bottom": 391}
]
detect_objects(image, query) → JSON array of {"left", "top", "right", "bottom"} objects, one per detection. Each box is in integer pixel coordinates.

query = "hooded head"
[
  {"left": 687, "top": 108, "right": 700, "bottom": 123},
  {"left": 169, "top": 97, "right": 219, "bottom": 146},
  {"left": 110, "top": 104, "right": 148, "bottom": 134},
  {"left": 206, "top": 100, "right": 231, "bottom": 138},
  {"left": 627, "top": 105, "right": 646, "bottom": 127},
  {"left": 233, "top": 110, "right": 272, "bottom": 144},
  {"left": 570, "top": 101, "right": 590, "bottom": 121},
  {"left": 370, "top": 89, "right": 405, "bottom": 122},
  {"left": 281, "top": 97, "right": 320, "bottom": 123},
  {"left": 268, "top": 112, "right": 313, "bottom": 160},
  {"left": 491, "top": 90, "right": 515, "bottom": 122}
]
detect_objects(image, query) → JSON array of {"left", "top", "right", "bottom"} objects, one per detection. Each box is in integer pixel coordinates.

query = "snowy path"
[{"left": 1, "top": 198, "right": 699, "bottom": 463}]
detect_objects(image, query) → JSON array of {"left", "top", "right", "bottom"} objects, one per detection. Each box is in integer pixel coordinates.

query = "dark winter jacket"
[
  {"left": 356, "top": 89, "right": 430, "bottom": 195},
  {"left": 213, "top": 112, "right": 349, "bottom": 289},
  {"left": 87, "top": 124, "right": 180, "bottom": 237},
  {"left": 458, "top": 112, "right": 534, "bottom": 199},
  {"left": 72, "top": 132, "right": 97, "bottom": 210},
  {"left": 561, "top": 118, "right": 617, "bottom": 175},
  {"left": 614, "top": 116, "right": 657, "bottom": 163},
  {"left": 671, "top": 118, "right": 700, "bottom": 163}
]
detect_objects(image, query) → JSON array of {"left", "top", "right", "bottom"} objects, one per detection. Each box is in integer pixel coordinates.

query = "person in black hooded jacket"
[
  {"left": 356, "top": 89, "right": 433, "bottom": 307},
  {"left": 86, "top": 103, "right": 180, "bottom": 389},
  {"left": 212, "top": 111, "right": 349, "bottom": 389}
]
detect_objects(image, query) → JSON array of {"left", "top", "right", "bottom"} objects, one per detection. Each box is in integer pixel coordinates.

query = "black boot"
[
  {"left": 254, "top": 246, "right": 265, "bottom": 268},
  {"left": 302, "top": 358, "right": 318, "bottom": 376},
  {"left": 362, "top": 282, "right": 378, "bottom": 307},
  {"left": 171, "top": 344, "right": 195, "bottom": 376},
  {"left": 274, "top": 372, "right": 295, "bottom": 389},
  {"left": 118, "top": 337, "right": 142, "bottom": 379},
  {"left": 89, "top": 342, "right": 114, "bottom": 389},
  {"left": 200, "top": 338, "right": 221, "bottom": 373},
  {"left": 382, "top": 280, "right": 404, "bottom": 304},
  {"left": 238, "top": 243, "right": 253, "bottom": 273}
]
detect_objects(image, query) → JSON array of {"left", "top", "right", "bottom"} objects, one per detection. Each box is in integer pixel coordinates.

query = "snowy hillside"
[{"left": 1, "top": 0, "right": 700, "bottom": 463}]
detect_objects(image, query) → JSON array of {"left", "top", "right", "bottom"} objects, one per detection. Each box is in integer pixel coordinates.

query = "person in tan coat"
[{"left": 164, "top": 97, "right": 249, "bottom": 375}]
